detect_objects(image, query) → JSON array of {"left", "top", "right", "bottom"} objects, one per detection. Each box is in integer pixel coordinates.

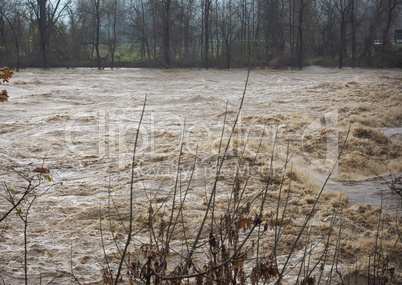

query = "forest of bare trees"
[{"left": 0, "top": 0, "right": 401, "bottom": 69}]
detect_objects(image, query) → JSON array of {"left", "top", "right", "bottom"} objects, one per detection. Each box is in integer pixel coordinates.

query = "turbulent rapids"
[{"left": 0, "top": 67, "right": 401, "bottom": 284}]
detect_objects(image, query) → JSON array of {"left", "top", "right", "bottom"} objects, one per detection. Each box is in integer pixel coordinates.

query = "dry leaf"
[{"left": 33, "top": 167, "right": 50, "bottom": 173}]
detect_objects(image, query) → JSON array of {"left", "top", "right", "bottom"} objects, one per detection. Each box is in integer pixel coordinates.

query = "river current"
[{"left": 0, "top": 67, "right": 401, "bottom": 283}]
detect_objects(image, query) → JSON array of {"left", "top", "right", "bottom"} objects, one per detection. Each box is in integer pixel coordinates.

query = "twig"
[{"left": 114, "top": 95, "right": 147, "bottom": 284}]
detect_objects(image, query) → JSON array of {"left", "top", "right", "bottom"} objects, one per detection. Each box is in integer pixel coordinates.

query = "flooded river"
[{"left": 0, "top": 67, "right": 401, "bottom": 283}]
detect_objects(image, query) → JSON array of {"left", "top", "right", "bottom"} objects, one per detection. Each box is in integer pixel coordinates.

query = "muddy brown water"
[{"left": 0, "top": 67, "right": 401, "bottom": 283}]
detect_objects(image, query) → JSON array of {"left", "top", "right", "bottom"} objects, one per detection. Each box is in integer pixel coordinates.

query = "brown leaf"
[
  {"left": 233, "top": 258, "right": 244, "bottom": 269},
  {"left": 238, "top": 217, "right": 252, "bottom": 230},
  {"left": 33, "top": 167, "right": 50, "bottom": 173},
  {"left": 0, "top": 91, "right": 8, "bottom": 102}
]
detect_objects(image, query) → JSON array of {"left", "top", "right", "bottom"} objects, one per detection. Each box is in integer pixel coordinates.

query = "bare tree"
[
  {"left": 27, "top": 0, "right": 71, "bottom": 67},
  {"left": 297, "top": 0, "right": 311, "bottom": 69},
  {"left": 261, "top": 0, "right": 285, "bottom": 61},
  {"left": 220, "top": 0, "right": 235, "bottom": 68},
  {"left": 0, "top": 1, "right": 23, "bottom": 67},
  {"left": 129, "top": 0, "right": 152, "bottom": 61},
  {"left": 335, "top": 0, "right": 351, "bottom": 68},
  {"left": 316, "top": 0, "right": 337, "bottom": 58},
  {"left": 180, "top": 0, "right": 197, "bottom": 63},
  {"left": 79, "top": 0, "right": 106, "bottom": 69},
  {"left": 93, "top": 0, "right": 103, "bottom": 69},
  {"left": 0, "top": 0, "right": 399, "bottom": 68},
  {"left": 162, "top": 0, "right": 171, "bottom": 67},
  {"left": 105, "top": 0, "right": 119, "bottom": 69},
  {"left": 350, "top": 0, "right": 357, "bottom": 66},
  {"left": 381, "top": 0, "right": 402, "bottom": 50},
  {"left": 203, "top": 0, "right": 211, "bottom": 68}
]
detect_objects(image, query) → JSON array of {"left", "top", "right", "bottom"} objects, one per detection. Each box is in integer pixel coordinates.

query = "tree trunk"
[
  {"left": 350, "top": 0, "right": 356, "bottom": 67},
  {"left": 95, "top": 0, "right": 101, "bottom": 70},
  {"left": 290, "top": 0, "right": 295, "bottom": 56},
  {"left": 338, "top": 17, "right": 346, "bottom": 68},
  {"left": 225, "top": 37, "right": 231, "bottom": 69},
  {"left": 110, "top": 0, "right": 118, "bottom": 69},
  {"left": 162, "top": 0, "right": 171, "bottom": 67},
  {"left": 204, "top": 0, "right": 211, "bottom": 69},
  {"left": 336, "top": 0, "right": 350, "bottom": 69},
  {"left": 297, "top": 0, "right": 304, "bottom": 70},
  {"left": 38, "top": 0, "right": 48, "bottom": 68},
  {"left": 382, "top": 0, "right": 398, "bottom": 51}
]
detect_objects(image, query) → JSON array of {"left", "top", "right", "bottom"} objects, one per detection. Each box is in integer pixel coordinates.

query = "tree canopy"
[{"left": 0, "top": 0, "right": 401, "bottom": 69}]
